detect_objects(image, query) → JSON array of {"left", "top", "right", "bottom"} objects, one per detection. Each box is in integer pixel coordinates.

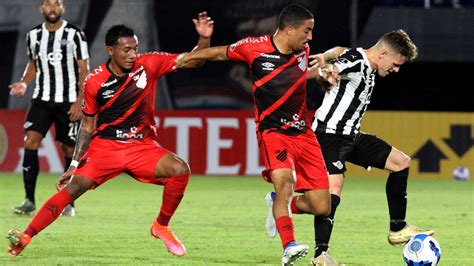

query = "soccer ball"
[
  {"left": 403, "top": 234, "right": 441, "bottom": 266},
  {"left": 453, "top": 166, "right": 470, "bottom": 181}
]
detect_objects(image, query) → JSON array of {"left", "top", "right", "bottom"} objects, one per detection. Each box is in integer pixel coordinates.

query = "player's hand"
[
  {"left": 193, "top": 11, "right": 214, "bottom": 38},
  {"left": 318, "top": 64, "right": 340, "bottom": 91},
  {"left": 68, "top": 101, "right": 83, "bottom": 121},
  {"left": 309, "top": 54, "right": 326, "bottom": 68},
  {"left": 9, "top": 82, "right": 27, "bottom": 97},
  {"left": 174, "top": 53, "right": 189, "bottom": 69},
  {"left": 56, "top": 167, "right": 75, "bottom": 191}
]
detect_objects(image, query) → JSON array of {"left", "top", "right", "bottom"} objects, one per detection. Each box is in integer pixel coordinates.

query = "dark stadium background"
[{"left": 1, "top": 0, "right": 473, "bottom": 111}]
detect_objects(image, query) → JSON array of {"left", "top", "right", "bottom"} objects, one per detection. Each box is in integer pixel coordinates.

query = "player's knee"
[
  {"left": 65, "top": 175, "right": 94, "bottom": 200},
  {"left": 393, "top": 155, "right": 411, "bottom": 172},
  {"left": 330, "top": 184, "right": 343, "bottom": 196},
  {"left": 24, "top": 137, "right": 41, "bottom": 150},
  {"left": 169, "top": 161, "right": 191, "bottom": 177},
  {"left": 311, "top": 203, "right": 331, "bottom": 216}
]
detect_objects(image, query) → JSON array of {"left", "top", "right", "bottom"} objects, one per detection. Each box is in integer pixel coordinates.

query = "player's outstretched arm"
[
  {"left": 9, "top": 59, "right": 36, "bottom": 97},
  {"left": 185, "top": 11, "right": 214, "bottom": 68},
  {"left": 314, "top": 64, "right": 340, "bottom": 92},
  {"left": 308, "top": 46, "right": 347, "bottom": 78},
  {"left": 56, "top": 115, "right": 95, "bottom": 190},
  {"left": 175, "top": 46, "right": 228, "bottom": 69}
]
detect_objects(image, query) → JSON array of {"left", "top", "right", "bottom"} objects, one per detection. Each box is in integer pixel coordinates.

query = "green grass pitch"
[{"left": 0, "top": 173, "right": 472, "bottom": 265}]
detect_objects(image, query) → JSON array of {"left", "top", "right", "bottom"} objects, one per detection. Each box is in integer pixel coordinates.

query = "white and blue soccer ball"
[
  {"left": 453, "top": 166, "right": 470, "bottom": 181},
  {"left": 403, "top": 234, "right": 441, "bottom": 266}
]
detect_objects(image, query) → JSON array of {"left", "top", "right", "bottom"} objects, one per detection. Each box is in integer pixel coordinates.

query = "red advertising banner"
[{"left": 0, "top": 110, "right": 264, "bottom": 175}]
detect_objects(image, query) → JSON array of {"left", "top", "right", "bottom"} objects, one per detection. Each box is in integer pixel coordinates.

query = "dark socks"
[
  {"left": 314, "top": 194, "right": 340, "bottom": 257},
  {"left": 23, "top": 149, "right": 39, "bottom": 204},
  {"left": 386, "top": 168, "right": 409, "bottom": 231}
]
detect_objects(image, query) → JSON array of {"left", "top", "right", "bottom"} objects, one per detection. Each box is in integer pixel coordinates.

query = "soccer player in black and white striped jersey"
[
  {"left": 309, "top": 30, "right": 434, "bottom": 265},
  {"left": 9, "top": 0, "right": 89, "bottom": 217}
]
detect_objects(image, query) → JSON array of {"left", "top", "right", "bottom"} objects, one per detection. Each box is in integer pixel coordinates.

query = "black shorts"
[
  {"left": 315, "top": 132, "right": 392, "bottom": 175},
  {"left": 24, "top": 100, "right": 80, "bottom": 147}
]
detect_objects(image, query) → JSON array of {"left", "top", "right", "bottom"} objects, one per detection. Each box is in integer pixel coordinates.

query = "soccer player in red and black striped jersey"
[
  {"left": 175, "top": 4, "right": 337, "bottom": 265},
  {"left": 7, "top": 12, "right": 214, "bottom": 257}
]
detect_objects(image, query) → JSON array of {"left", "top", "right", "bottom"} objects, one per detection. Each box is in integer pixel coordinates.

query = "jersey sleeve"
[
  {"left": 227, "top": 37, "right": 255, "bottom": 64},
  {"left": 139, "top": 52, "right": 179, "bottom": 79},
  {"left": 334, "top": 49, "right": 362, "bottom": 75},
  {"left": 73, "top": 30, "right": 89, "bottom": 60},
  {"left": 82, "top": 77, "right": 99, "bottom": 116},
  {"left": 26, "top": 33, "right": 35, "bottom": 60}
]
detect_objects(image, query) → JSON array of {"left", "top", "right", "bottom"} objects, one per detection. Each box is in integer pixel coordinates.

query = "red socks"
[
  {"left": 157, "top": 174, "right": 190, "bottom": 226},
  {"left": 290, "top": 196, "right": 303, "bottom": 214},
  {"left": 276, "top": 216, "right": 295, "bottom": 248},
  {"left": 24, "top": 189, "right": 72, "bottom": 238}
]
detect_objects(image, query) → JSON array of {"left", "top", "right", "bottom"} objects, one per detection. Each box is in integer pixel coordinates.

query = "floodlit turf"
[{"left": 0, "top": 173, "right": 472, "bottom": 265}]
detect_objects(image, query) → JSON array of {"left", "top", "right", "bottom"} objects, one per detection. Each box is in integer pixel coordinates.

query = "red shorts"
[
  {"left": 74, "top": 138, "right": 171, "bottom": 188},
  {"left": 258, "top": 130, "right": 329, "bottom": 192}
]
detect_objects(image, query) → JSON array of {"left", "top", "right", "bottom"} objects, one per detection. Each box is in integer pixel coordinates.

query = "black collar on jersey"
[
  {"left": 270, "top": 36, "right": 303, "bottom": 57},
  {"left": 106, "top": 58, "right": 131, "bottom": 79}
]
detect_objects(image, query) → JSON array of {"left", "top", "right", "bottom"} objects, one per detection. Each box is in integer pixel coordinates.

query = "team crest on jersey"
[
  {"left": 135, "top": 71, "right": 148, "bottom": 89},
  {"left": 336, "top": 57, "right": 350, "bottom": 64},
  {"left": 297, "top": 55, "right": 307, "bottom": 71}
]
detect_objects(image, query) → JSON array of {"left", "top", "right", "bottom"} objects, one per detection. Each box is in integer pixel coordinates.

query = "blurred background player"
[
  {"left": 9, "top": 0, "right": 89, "bottom": 217},
  {"left": 309, "top": 30, "right": 435, "bottom": 265},
  {"left": 7, "top": 12, "right": 214, "bottom": 257},
  {"left": 175, "top": 4, "right": 339, "bottom": 265}
]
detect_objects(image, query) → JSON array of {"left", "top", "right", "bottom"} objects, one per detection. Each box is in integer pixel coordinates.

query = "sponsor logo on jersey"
[
  {"left": 101, "top": 90, "right": 115, "bottom": 99},
  {"left": 332, "top": 161, "right": 344, "bottom": 170},
  {"left": 129, "top": 65, "right": 144, "bottom": 77},
  {"left": 280, "top": 113, "right": 306, "bottom": 130},
  {"left": 116, "top": 126, "right": 144, "bottom": 139},
  {"left": 101, "top": 79, "right": 117, "bottom": 88},
  {"left": 262, "top": 62, "right": 275, "bottom": 71},
  {"left": 38, "top": 50, "right": 63, "bottom": 66},
  {"left": 261, "top": 53, "right": 280, "bottom": 59}
]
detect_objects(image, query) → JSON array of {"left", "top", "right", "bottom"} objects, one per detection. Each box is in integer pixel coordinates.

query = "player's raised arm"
[
  {"left": 185, "top": 11, "right": 214, "bottom": 68},
  {"left": 175, "top": 46, "right": 228, "bottom": 69},
  {"left": 307, "top": 46, "right": 346, "bottom": 79}
]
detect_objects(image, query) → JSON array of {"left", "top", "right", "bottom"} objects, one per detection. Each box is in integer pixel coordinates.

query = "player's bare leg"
[
  {"left": 150, "top": 153, "right": 190, "bottom": 256},
  {"left": 270, "top": 168, "right": 309, "bottom": 265}
]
